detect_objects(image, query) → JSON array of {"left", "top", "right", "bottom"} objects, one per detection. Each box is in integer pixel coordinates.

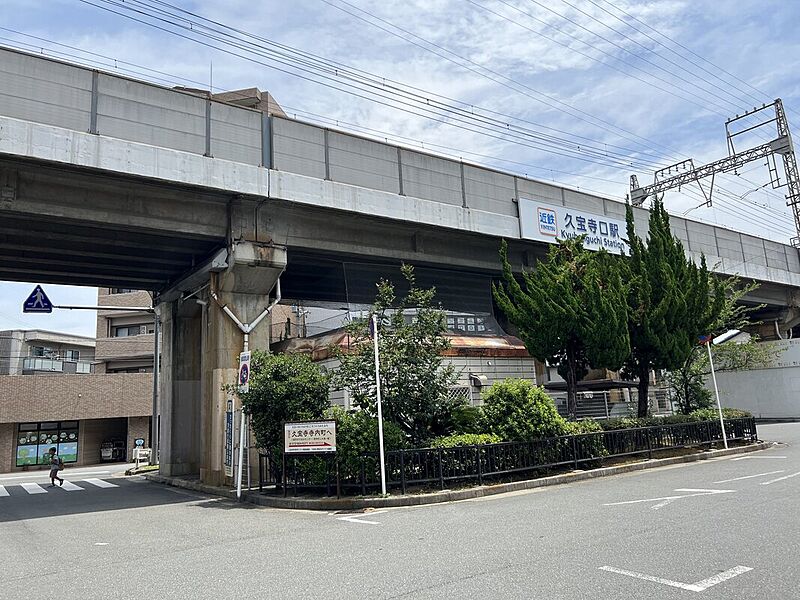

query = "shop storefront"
[{"left": 16, "top": 421, "right": 79, "bottom": 467}]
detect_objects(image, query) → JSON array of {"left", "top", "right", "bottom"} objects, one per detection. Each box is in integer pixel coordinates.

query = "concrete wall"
[
  {"left": 0, "top": 373, "right": 152, "bottom": 423},
  {"left": 713, "top": 339, "right": 800, "bottom": 419}
]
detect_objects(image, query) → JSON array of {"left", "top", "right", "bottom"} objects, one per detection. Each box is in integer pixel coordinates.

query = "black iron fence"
[{"left": 259, "top": 417, "right": 757, "bottom": 497}]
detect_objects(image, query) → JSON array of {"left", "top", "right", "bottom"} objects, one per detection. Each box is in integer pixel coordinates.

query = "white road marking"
[
  {"left": 94, "top": 543, "right": 109, "bottom": 546},
  {"left": 0, "top": 485, "right": 8, "bottom": 497},
  {"left": 0, "top": 470, "right": 112, "bottom": 481},
  {"left": 59, "top": 481, "right": 84, "bottom": 491},
  {"left": 20, "top": 482, "right": 47, "bottom": 494},
  {"left": 604, "top": 488, "right": 735, "bottom": 509},
  {"left": 760, "top": 471, "right": 800, "bottom": 486},
  {"left": 336, "top": 509, "right": 389, "bottom": 525},
  {"left": 599, "top": 565, "right": 752, "bottom": 593},
  {"left": 713, "top": 470, "right": 785, "bottom": 484},
  {"left": 731, "top": 455, "right": 786, "bottom": 461},
  {"left": 83, "top": 478, "right": 118, "bottom": 489}
]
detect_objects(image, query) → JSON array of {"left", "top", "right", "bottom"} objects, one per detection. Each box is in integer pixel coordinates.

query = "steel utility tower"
[{"left": 629, "top": 99, "right": 800, "bottom": 247}]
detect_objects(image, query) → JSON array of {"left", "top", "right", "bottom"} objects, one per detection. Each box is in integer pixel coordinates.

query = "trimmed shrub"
[
  {"left": 481, "top": 379, "right": 568, "bottom": 441},
  {"left": 691, "top": 407, "right": 753, "bottom": 420},
  {"left": 430, "top": 433, "right": 503, "bottom": 448},
  {"left": 327, "top": 406, "right": 406, "bottom": 480},
  {"left": 451, "top": 405, "right": 485, "bottom": 435},
  {"left": 564, "top": 420, "right": 608, "bottom": 463}
]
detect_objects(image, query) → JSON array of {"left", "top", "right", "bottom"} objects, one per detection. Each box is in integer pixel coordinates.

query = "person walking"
[{"left": 47, "top": 447, "right": 64, "bottom": 487}]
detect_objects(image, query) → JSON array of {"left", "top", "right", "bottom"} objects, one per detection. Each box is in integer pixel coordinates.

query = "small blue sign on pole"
[{"left": 22, "top": 285, "right": 53, "bottom": 313}]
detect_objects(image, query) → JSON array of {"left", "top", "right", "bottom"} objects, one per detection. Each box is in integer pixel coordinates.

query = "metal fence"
[{"left": 259, "top": 417, "right": 757, "bottom": 496}]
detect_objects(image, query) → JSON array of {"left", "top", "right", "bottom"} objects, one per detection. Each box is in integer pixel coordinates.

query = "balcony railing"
[{"left": 23, "top": 358, "right": 94, "bottom": 374}]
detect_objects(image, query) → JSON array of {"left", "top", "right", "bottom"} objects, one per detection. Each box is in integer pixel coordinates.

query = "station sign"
[
  {"left": 284, "top": 420, "right": 337, "bottom": 454},
  {"left": 519, "top": 198, "right": 629, "bottom": 255}
]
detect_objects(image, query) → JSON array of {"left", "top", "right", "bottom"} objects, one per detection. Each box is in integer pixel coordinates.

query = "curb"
[{"left": 145, "top": 440, "right": 773, "bottom": 511}]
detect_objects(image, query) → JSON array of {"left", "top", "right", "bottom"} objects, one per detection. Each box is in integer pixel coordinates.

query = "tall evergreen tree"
[
  {"left": 624, "top": 199, "right": 725, "bottom": 417},
  {"left": 494, "top": 238, "right": 630, "bottom": 419}
]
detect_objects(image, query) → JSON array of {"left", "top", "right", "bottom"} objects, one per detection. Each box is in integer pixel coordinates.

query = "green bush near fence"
[
  {"left": 430, "top": 433, "right": 503, "bottom": 448},
  {"left": 480, "top": 379, "right": 568, "bottom": 441}
]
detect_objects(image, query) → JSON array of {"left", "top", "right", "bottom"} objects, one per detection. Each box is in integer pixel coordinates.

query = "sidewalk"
[{"left": 146, "top": 441, "right": 772, "bottom": 510}]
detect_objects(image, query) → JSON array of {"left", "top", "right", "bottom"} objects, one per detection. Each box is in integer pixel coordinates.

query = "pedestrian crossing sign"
[{"left": 23, "top": 285, "right": 52, "bottom": 313}]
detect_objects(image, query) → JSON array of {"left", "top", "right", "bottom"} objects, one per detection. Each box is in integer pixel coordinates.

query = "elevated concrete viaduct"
[{"left": 1, "top": 47, "right": 799, "bottom": 483}]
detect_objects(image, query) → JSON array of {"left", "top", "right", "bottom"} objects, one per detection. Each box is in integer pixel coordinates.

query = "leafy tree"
[
  {"left": 623, "top": 199, "right": 725, "bottom": 417},
  {"left": 238, "top": 351, "right": 330, "bottom": 459},
  {"left": 666, "top": 277, "right": 768, "bottom": 414},
  {"left": 480, "top": 379, "right": 567, "bottom": 441},
  {"left": 668, "top": 335, "right": 779, "bottom": 414},
  {"left": 493, "top": 238, "right": 630, "bottom": 418},
  {"left": 333, "top": 264, "right": 461, "bottom": 446}
]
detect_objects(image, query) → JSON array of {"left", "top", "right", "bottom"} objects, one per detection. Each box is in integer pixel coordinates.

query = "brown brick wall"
[
  {"left": 127, "top": 416, "right": 150, "bottom": 452},
  {"left": 95, "top": 335, "right": 154, "bottom": 362},
  {"left": 0, "top": 423, "right": 13, "bottom": 473},
  {"left": 0, "top": 373, "right": 152, "bottom": 423}
]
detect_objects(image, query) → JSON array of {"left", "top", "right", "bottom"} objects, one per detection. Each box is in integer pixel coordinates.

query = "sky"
[{"left": 0, "top": 0, "right": 799, "bottom": 335}]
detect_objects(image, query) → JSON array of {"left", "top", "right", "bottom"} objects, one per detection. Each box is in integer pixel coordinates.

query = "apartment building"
[{"left": 0, "top": 291, "right": 154, "bottom": 472}]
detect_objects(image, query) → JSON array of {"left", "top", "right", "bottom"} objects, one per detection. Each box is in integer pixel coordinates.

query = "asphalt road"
[{"left": 1, "top": 423, "right": 798, "bottom": 599}]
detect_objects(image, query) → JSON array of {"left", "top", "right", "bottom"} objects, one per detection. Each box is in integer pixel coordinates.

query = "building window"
[
  {"left": 76, "top": 362, "right": 92, "bottom": 374},
  {"left": 109, "top": 288, "right": 136, "bottom": 294},
  {"left": 16, "top": 421, "right": 79, "bottom": 467},
  {"left": 63, "top": 350, "right": 80, "bottom": 361},
  {"left": 31, "top": 346, "right": 46, "bottom": 357},
  {"left": 113, "top": 325, "right": 152, "bottom": 337}
]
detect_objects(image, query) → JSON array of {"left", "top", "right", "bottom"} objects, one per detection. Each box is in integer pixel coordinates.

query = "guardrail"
[{"left": 259, "top": 417, "right": 757, "bottom": 496}]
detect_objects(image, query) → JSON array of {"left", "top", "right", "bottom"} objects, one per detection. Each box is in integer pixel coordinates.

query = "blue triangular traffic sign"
[{"left": 23, "top": 285, "right": 53, "bottom": 313}]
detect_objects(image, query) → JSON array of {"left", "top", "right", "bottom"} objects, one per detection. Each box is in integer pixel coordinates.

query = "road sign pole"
[
  {"left": 706, "top": 341, "right": 728, "bottom": 450},
  {"left": 236, "top": 350, "right": 251, "bottom": 501},
  {"left": 372, "top": 314, "right": 387, "bottom": 496}
]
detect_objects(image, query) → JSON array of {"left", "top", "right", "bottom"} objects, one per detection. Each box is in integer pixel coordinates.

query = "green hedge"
[
  {"left": 598, "top": 409, "right": 752, "bottom": 431},
  {"left": 431, "top": 433, "right": 503, "bottom": 448}
]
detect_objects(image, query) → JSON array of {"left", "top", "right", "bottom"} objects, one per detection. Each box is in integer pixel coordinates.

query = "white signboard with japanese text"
[
  {"left": 519, "top": 198, "right": 629, "bottom": 255},
  {"left": 284, "top": 420, "right": 337, "bottom": 454}
]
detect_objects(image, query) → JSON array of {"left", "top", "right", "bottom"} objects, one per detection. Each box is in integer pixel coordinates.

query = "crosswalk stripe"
[
  {"left": 59, "top": 481, "right": 84, "bottom": 491},
  {"left": 83, "top": 478, "right": 118, "bottom": 489},
  {"left": 20, "top": 482, "right": 47, "bottom": 494},
  {"left": 0, "top": 485, "right": 8, "bottom": 497}
]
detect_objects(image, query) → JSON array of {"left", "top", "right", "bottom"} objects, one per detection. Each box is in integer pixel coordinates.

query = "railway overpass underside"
[{"left": 2, "top": 46, "right": 800, "bottom": 483}]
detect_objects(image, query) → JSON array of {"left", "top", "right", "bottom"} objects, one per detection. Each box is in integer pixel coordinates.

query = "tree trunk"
[
  {"left": 637, "top": 364, "right": 650, "bottom": 418},
  {"left": 565, "top": 351, "right": 578, "bottom": 420}
]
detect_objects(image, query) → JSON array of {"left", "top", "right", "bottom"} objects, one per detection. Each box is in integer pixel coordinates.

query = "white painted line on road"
[
  {"left": 713, "top": 470, "right": 785, "bottom": 484},
  {"left": 94, "top": 543, "right": 109, "bottom": 546},
  {"left": 760, "top": 471, "right": 800, "bottom": 486},
  {"left": 692, "top": 566, "right": 754, "bottom": 591},
  {"left": 20, "top": 482, "right": 47, "bottom": 494},
  {"left": 0, "top": 485, "right": 8, "bottom": 497},
  {"left": 731, "top": 455, "right": 786, "bottom": 461},
  {"left": 604, "top": 489, "right": 735, "bottom": 509},
  {"left": 336, "top": 509, "right": 389, "bottom": 525},
  {"left": 83, "top": 478, "right": 118, "bottom": 489},
  {"left": 0, "top": 470, "right": 112, "bottom": 481},
  {"left": 59, "top": 481, "right": 84, "bottom": 491},
  {"left": 599, "top": 565, "right": 752, "bottom": 593}
]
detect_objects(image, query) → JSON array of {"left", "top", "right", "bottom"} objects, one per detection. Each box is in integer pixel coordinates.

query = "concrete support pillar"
[
  {"left": 200, "top": 286, "right": 269, "bottom": 485},
  {"left": 158, "top": 239, "right": 286, "bottom": 484},
  {"left": 158, "top": 299, "right": 202, "bottom": 476}
]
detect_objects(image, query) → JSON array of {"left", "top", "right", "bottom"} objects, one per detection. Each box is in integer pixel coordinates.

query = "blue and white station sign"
[{"left": 519, "top": 198, "right": 629, "bottom": 255}]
